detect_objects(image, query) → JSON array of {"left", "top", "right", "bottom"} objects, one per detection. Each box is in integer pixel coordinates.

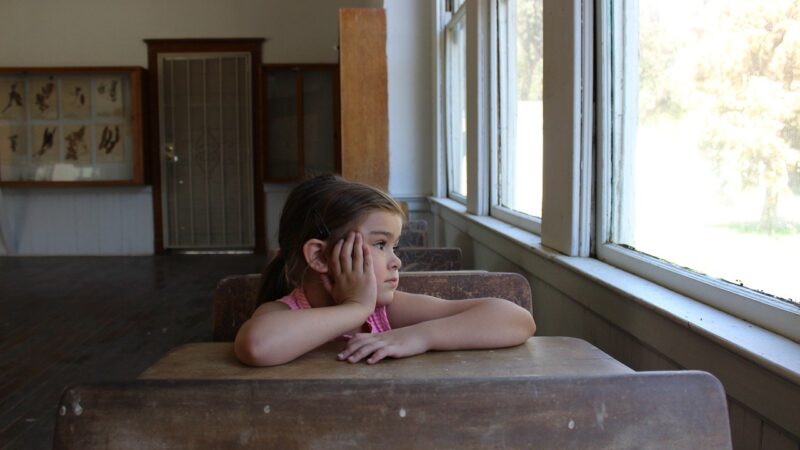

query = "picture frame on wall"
[{"left": 0, "top": 66, "right": 145, "bottom": 186}]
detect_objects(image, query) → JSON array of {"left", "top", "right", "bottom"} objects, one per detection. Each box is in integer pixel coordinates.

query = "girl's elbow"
[
  {"left": 234, "top": 332, "right": 285, "bottom": 367},
  {"left": 526, "top": 313, "right": 537, "bottom": 337}
]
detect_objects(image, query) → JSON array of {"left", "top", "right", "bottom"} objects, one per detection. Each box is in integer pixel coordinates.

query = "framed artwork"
[
  {"left": 0, "top": 67, "right": 144, "bottom": 186},
  {"left": 0, "top": 79, "right": 25, "bottom": 121},
  {"left": 61, "top": 78, "right": 91, "bottom": 119}
]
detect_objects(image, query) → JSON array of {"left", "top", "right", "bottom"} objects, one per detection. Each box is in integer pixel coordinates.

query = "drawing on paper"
[
  {"left": 30, "top": 78, "right": 58, "bottom": 120},
  {"left": 0, "top": 126, "right": 26, "bottom": 164},
  {"left": 32, "top": 125, "right": 59, "bottom": 162},
  {"left": 96, "top": 124, "right": 124, "bottom": 162},
  {"left": 62, "top": 79, "right": 91, "bottom": 119},
  {"left": 64, "top": 125, "right": 90, "bottom": 163},
  {"left": 0, "top": 79, "right": 25, "bottom": 120},
  {"left": 95, "top": 78, "right": 123, "bottom": 117}
]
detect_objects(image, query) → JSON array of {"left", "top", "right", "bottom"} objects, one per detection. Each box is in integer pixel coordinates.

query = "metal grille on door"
[{"left": 159, "top": 54, "right": 255, "bottom": 249}]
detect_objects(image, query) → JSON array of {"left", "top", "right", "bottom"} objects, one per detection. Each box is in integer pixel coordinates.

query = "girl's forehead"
[{"left": 356, "top": 210, "right": 403, "bottom": 232}]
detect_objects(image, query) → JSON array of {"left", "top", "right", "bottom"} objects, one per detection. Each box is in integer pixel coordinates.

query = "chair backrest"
[
  {"left": 54, "top": 371, "right": 732, "bottom": 449},
  {"left": 212, "top": 271, "right": 531, "bottom": 341},
  {"left": 266, "top": 246, "right": 460, "bottom": 271},
  {"left": 399, "top": 219, "right": 428, "bottom": 247},
  {"left": 397, "top": 247, "right": 461, "bottom": 271}
]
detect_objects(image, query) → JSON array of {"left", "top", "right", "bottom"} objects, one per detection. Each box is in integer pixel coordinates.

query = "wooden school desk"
[{"left": 139, "top": 336, "right": 632, "bottom": 380}]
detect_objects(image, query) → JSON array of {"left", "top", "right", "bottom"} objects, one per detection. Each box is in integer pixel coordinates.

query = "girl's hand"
[
  {"left": 322, "top": 232, "right": 377, "bottom": 314},
  {"left": 337, "top": 328, "right": 429, "bottom": 364}
]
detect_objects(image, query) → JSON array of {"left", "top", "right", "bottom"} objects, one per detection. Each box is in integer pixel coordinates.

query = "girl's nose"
[{"left": 389, "top": 251, "right": 402, "bottom": 270}]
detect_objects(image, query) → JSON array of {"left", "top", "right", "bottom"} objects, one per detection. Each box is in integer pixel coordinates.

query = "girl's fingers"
[
  {"left": 330, "top": 238, "right": 343, "bottom": 276},
  {"left": 367, "top": 348, "right": 389, "bottom": 364},
  {"left": 338, "top": 334, "right": 372, "bottom": 360},
  {"left": 346, "top": 340, "right": 384, "bottom": 363},
  {"left": 352, "top": 233, "right": 364, "bottom": 273},
  {"left": 340, "top": 232, "right": 354, "bottom": 272},
  {"left": 362, "top": 242, "right": 373, "bottom": 274}
]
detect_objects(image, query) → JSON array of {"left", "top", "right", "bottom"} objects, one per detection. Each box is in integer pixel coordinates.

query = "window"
[
  {"left": 445, "top": 0, "right": 468, "bottom": 200},
  {"left": 598, "top": 0, "right": 800, "bottom": 338},
  {"left": 263, "top": 64, "right": 340, "bottom": 182},
  {"left": 494, "top": 0, "right": 544, "bottom": 232}
]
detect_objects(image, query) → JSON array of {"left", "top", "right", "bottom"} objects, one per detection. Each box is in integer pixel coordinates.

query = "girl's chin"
[{"left": 376, "top": 292, "right": 395, "bottom": 307}]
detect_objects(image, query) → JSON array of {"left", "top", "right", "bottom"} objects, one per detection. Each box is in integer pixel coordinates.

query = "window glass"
[
  {"left": 498, "top": 0, "right": 543, "bottom": 219},
  {"left": 614, "top": 0, "right": 800, "bottom": 305},
  {"left": 447, "top": 13, "right": 468, "bottom": 198}
]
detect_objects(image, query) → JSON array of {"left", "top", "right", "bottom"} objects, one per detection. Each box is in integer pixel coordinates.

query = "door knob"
[{"left": 165, "top": 144, "right": 178, "bottom": 162}]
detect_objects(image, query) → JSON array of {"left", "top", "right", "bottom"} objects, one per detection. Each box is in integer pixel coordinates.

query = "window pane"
[
  {"left": 265, "top": 70, "right": 299, "bottom": 179},
  {"left": 614, "top": 0, "right": 800, "bottom": 305},
  {"left": 498, "top": 0, "right": 543, "bottom": 218},
  {"left": 447, "top": 15, "right": 468, "bottom": 198}
]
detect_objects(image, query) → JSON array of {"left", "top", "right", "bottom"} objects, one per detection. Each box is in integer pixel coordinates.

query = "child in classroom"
[{"left": 234, "top": 174, "right": 536, "bottom": 367}]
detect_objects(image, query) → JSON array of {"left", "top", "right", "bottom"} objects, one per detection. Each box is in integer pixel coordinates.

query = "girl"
[{"left": 234, "top": 174, "right": 536, "bottom": 367}]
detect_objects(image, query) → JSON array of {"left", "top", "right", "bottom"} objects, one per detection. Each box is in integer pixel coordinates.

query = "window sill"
[{"left": 429, "top": 196, "right": 800, "bottom": 383}]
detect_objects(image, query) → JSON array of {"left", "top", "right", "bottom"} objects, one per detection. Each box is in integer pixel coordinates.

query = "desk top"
[{"left": 140, "top": 336, "right": 632, "bottom": 380}]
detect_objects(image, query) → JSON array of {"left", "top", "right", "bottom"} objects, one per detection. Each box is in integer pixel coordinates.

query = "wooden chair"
[
  {"left": 399, "top": 219, "right": 428, "bottom": 247},
  {"left": 397, "top": 247, "right": 461, "bottom": 271},
  {"left": 54, "top": 371, "right": 732, "bottom": 449},
  {"left": 212, "top": 271, "right": 532, "bottom": 341},
  {"left": 267, "top": 246, "right": 460, "bottom": 272}
]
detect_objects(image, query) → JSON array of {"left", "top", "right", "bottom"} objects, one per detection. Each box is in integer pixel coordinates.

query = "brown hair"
[{"left": 257, "top": 174, "right": 405, "bottom": 303}]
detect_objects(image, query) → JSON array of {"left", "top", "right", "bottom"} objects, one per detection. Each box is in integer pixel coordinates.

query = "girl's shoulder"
[
  {"left": 252, "top": 300, "right": 290, "bottom": 318},
  {"left": 252, "top": 287, "right": 307, "bottom": 318}
]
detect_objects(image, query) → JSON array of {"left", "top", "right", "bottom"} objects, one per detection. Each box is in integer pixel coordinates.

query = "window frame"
[
  {"left": 435, "top": 0, "right": 799, "bottom": 342},
  {"left": 490, "top": 0, "right": 543, "bottom": 235},
  {"left": 444, "top": 2, "right": 469, "bottom": 204},
  {"left": 594, "top": 0, "right": 800, "bottom": 341}
]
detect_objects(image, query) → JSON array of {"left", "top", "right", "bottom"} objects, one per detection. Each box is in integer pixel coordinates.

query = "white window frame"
[
  {"left": 444, "top": 1, "right": 469, "bottom": 204},
  {"left": 436, "top": 0, "right": 799, "bottom": 342},
  {"left": 594, "top": 0, "right": 800, "bottom": 341},
  {"left": 491, "top": 0, "right": 543, "bottom": 235}
]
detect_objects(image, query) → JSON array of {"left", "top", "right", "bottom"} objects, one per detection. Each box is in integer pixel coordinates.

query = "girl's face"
[{"left": 353, "top": 210, "right": 403, "bottom": 306}]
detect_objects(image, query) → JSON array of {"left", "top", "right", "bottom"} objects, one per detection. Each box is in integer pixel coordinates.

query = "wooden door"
[{"left": 146, "top": 39, "right": 265, "bottom": 254}]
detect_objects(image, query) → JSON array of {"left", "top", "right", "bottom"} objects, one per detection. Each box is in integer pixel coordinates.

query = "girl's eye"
[{"left": 375, "top": 241, "right": 386, "bottom": 250}]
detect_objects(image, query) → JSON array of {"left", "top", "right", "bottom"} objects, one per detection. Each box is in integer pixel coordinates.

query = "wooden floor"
[{"left": 0, "top": 255, "right": 265, "bottom": 449}]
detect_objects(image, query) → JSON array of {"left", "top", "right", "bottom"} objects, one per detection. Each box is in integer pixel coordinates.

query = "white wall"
[
  {"left": 0, "top": 0, "right": 374, "bottom": 66},
  {"left": 0, "top": 0, "right": 374, "bottom": 255},
  {"left": 1, "top": 188, "right": 153, "bottom": 255},
  {"left": 384, "top": 0, "right": 434, "bottom": 198}
]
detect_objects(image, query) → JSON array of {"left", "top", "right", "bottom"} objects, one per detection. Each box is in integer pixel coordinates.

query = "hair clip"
[{"left": 311, "top": 209, "right": 331, "bottom": 239}]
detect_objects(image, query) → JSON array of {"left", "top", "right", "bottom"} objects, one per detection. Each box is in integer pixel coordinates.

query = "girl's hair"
[{"left": 257, "top": 174, "right": 405, "bottom": 304}]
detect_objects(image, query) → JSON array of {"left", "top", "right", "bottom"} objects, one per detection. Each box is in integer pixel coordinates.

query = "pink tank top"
[{"left": 276, "top": 288, "right": 392, "bottom": 339}]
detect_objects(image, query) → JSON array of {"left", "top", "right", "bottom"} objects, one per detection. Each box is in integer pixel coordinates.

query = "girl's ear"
[{"left": 302, "top": 239, "right": 328, "bottom": 273}]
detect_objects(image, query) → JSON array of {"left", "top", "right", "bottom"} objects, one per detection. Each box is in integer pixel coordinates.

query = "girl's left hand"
[{"left": 337, "top": 328, "right": 428, "bottom": 364}]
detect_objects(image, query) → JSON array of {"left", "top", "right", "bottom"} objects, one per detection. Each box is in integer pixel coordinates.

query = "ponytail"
[{"left": 257, "top": 251, "right": 290, "bottom": 304}]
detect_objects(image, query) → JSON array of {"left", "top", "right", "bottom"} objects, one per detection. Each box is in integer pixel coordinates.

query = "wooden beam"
[{"left": 339, "top": 8, "right": 389, "bottom": 191}]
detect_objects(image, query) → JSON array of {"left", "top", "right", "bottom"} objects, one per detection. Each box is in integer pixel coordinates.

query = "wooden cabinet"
[{"left": 263, "top": 64, "right": 340, "bottom": 181}]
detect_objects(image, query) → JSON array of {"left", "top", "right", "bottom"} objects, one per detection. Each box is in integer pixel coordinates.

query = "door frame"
[{"left": 145, "top": 38, "right": 266, "bottom": 254}]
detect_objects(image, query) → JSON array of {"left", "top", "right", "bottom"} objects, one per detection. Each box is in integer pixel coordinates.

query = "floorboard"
[{"left": 0, "top": 255, "right": 265, "bottom": 449}]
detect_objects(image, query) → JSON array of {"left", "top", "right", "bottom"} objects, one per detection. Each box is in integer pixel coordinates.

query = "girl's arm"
[
  {"left": 235, "top": 232, "right": 376, "bottom": 366},
  {"left": 234, "top": 299, "right": 371, "bottom": 366},
  {"left": 338, "top": 291, "right": 536, "bottom": 364}
]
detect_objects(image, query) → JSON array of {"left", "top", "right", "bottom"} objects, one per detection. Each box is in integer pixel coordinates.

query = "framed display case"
[{"left": 0, "top": 66, "right": 145, "bottom": 186}]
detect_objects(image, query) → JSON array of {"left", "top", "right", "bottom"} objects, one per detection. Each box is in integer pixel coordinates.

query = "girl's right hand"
[{"left": 322, "top": 231, "right": 377, "bottom": 314}]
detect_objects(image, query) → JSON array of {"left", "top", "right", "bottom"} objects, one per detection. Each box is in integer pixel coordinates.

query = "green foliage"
[
  {"left": 515, "top": 0, "right": 543, "bottom": 102},
  {"left": 640, "top": 0, "right": 800, "bottom": 233}
]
